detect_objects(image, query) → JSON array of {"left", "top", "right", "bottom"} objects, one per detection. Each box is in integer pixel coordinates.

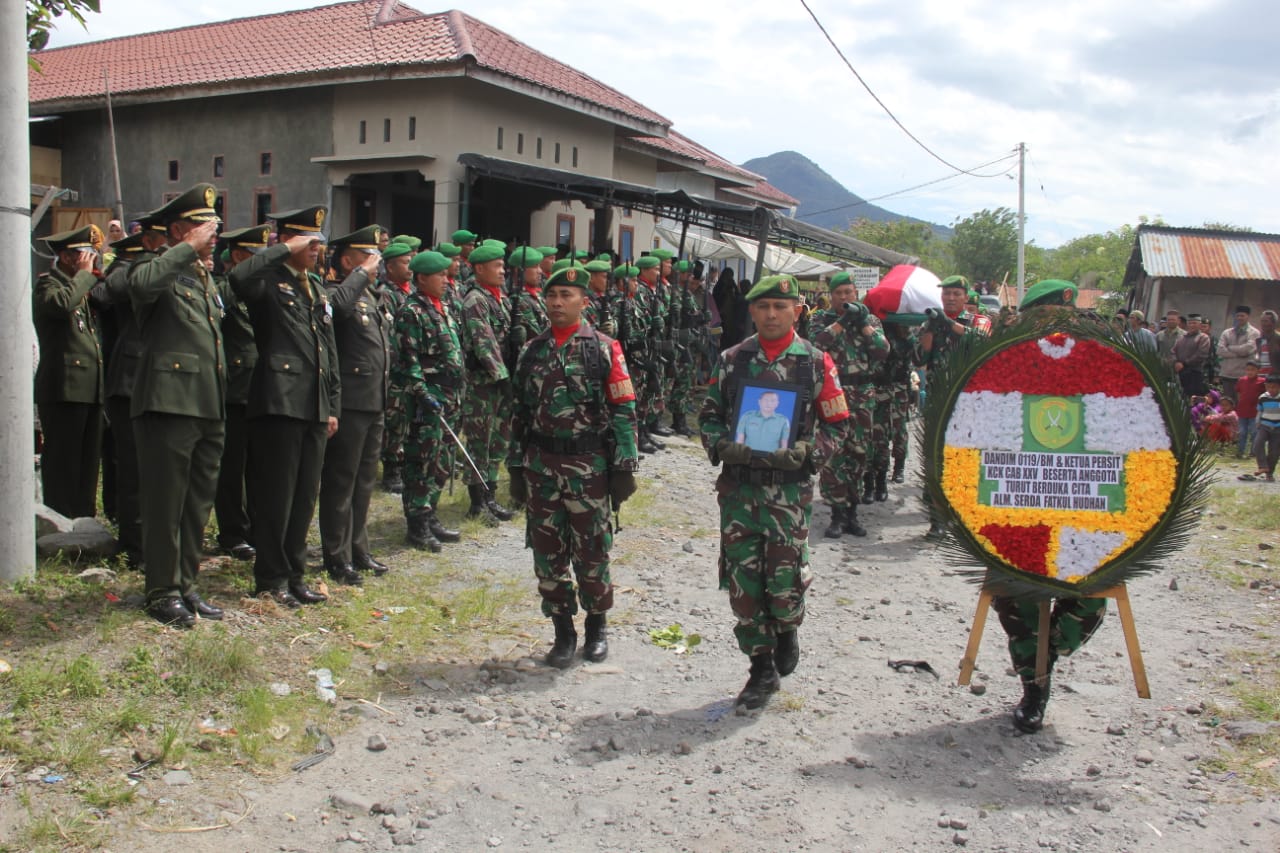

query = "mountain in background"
[{"left": 742, "top": 151, "right": 950, "bottom": 237}]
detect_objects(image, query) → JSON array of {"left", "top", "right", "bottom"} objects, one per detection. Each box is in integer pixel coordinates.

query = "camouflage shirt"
[
  {"left": 391, "top": 290, "right": 464, "bottom": 409},
  {"left": 911, "top": 309, "right": 978, "bottom": 372},
  {"left": 461, "top": 282, "right": 511, "bottom": 384},
  {"left": 511, "top": 287, "right": 550, "bottom": 359},
  {"left": 811, "top": 308, "right": 889, "bottom": 391}
]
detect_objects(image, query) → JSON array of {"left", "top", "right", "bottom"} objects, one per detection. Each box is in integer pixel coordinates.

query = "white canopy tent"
[
  {"left": 655, "top": 224, "right": 840, "bottom": 277},
  {"left": 654, "top": 224, "right": 740, "bottom": 261}
]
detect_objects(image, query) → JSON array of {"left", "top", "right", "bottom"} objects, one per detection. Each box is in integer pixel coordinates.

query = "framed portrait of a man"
[{"left": 732, "top": 380, "right": 802, "bottom": 455}]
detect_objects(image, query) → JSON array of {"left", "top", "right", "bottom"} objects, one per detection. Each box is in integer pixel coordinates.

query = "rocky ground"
[{"left": 50, "top": 434, "right": 1280, "bottom": 851}]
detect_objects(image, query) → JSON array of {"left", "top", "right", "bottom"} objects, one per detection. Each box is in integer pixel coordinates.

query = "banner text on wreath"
[{"left": 979, "top": 451, "right": 1123, "bottom": 511}]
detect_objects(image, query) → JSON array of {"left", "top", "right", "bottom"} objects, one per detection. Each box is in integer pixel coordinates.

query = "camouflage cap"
[{"left": 745, "top": 274, "right": 801, "bottom": 303}]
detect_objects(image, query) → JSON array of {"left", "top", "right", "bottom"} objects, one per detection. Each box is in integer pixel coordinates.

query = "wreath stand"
[{"left": 956, "top": 583, "right": 1151, "bottom": 698}]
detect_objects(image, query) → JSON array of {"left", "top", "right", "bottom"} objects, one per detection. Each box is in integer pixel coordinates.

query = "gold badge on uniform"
[
  {"left": 566, "top": 269, "right": 577, "bottom": 283},
  {"left": 315, "top": 209, "right": 326, "bottom": 228},
  {"left": 204, "top": 186, "right": 216, "bottom": 207}
]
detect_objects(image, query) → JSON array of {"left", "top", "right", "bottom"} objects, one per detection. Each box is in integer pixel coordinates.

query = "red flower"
[
  {"left": 979, "top": 523, "right": 1051, "bottom": 576},
  {"left": 965, "top": 338, "right": 1145, "bottom": 397}
]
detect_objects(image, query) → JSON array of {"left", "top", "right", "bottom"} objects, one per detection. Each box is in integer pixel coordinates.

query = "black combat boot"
[
  {"left": 426, "top": 509, "right": 461, "bottom": 543},
  {"left": 860, "top": 472, "right": 875, "bottom": 504},
  {"left": 647, "top": 426, "right": 667, "bottom": 450},
  {"left": 891, "top": 457, "right": 906, "bottom": 484},
  {"left": 583, "top": 612, "right": 609, "bottom": 662},
  {"left": 650, "top": 417, "right": 674, "bottom": 437},
  {"left": 637, "top": 428, "right": 659, "bottom": 454},
  {"left": 874, "top": 468, "right": 889, "bottom": 502},
  {"left": 1012, "top": 676, "right": 1051, "bottom": 733},
  {"left": 671, "top": 413, "right": 695, "bottom": 437},
  {"left": 406, "top": 513, "right": 442, "bottom": 552},
  {"left": 823, "top": 505, "right": 845, "bottom": 538},
  {"left": 381, "top": 462, "right": 403, "bottom": 494},
  {"left": 735, "top": 653, "right": 781, "bottom": 710},
  {"left": 466, "top": 483, "right": 499, "bottom": 526},
  {"left": 485, "top": 481, "right": 516, "bottom": 521},
  {"left": 545, "top": 614, "right": 578, "bottom": 669},
  {"left": 925, "top": 517, "right": 947, "bottom": 540},
  {"left": 843, "top": 503, "right": 867, "bottom": 537},
  {"left": 774, "top": 629, "right": 799, "bottom": 676}
]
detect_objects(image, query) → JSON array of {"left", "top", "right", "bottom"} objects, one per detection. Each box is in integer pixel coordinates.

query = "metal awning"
[{"left": 457, "top": 153, "right": 912, "bottom": 268}]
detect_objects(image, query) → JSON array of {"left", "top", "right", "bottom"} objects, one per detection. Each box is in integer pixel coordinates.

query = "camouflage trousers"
[
  {"left": 525, "top": 465, "right": 613, "bottom": 616},
  {"left": 866, "top": 394, "right": 893, "bottom": 473},
  {"left": 402, "top": 404, "right": 455, "bottom": 515},
  {"left": 992, "top": 596, "right": 1107, "bottom": 682},
  {"left": 381, "top": 392, "right": 407, "bottom": 468},
  {"left": 671, "top": 345, "right": 697, "bottom": 419},
  {"left": 819, "top": 388, "right": 873, "bottom": 505},
  {"left": 631, "top": 363, "right": 654, "bottom": 424},
  {"left": 890, "top": 393, "right": 911, "bottom": 467},
  {"left": 715, "top": 474, "right": 814, "bottom": 656},
  {"left": 461, "top": 379, "right": 511, "bottom": 485},
  {"left": 645, "top": 353, "right": 669, "bottom": 420}
]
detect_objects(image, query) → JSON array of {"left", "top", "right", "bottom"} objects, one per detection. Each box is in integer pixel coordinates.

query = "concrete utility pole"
[
  {"left": 0, "top": 1, "right": 36, "bottom": 581},
  {"left": 1016, "top": 141, "right": 1026, "bottom": 306}
]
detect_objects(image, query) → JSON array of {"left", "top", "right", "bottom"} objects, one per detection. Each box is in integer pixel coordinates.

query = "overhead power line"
[
  {"left": 797, "top": 0, "right": 1012, "bottom": 179},
  {"left": 799, "top": 153, "right": 1019, "bottom": 220}
]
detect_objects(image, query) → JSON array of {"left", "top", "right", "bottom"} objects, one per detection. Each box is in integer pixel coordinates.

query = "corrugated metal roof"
[{"left": 1138, "top": 228, "right": 1280, "bottom": 280}]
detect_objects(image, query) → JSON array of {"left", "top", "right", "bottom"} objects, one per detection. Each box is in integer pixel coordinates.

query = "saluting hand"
[
  {"left": 184, "top": 220, "right": 220, "bottom": 255},
  {"left": 327, "top": 417, "right": 339, "bottom": 438},
  {"left": 359, "top": 252, "right": 381, "bottom": 278},
  {"left": 74, "top": 249, "right": 96, "bottom": 272}
]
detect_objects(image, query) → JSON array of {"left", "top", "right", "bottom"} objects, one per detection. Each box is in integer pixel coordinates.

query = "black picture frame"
[{"left": 731, "top": 378, "right": 804, "bottom": 456}]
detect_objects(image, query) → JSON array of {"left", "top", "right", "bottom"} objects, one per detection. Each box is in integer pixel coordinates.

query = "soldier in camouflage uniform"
[
  {"left": 378, "top": 241, "right": 415, "bottom": 494},
  {"left": 635, "top": 256, "right": 671, "bottom": 448},
  {"left": 811, "top": 271, "right": 888, "bottom": 538},
  {"left": 700, "top": 274, "right": 850, "bottom": 709},
  {"left": 582, "top": 260, "right": 616, "bottom": 337},
  {"left": 507, "top": 264, "right": 639, "bottom": 667},
  {"left": 913, "top": 274, "right": 981, "bottom": 539},
  {"left": 668, "top": 260, "right": 701, "bottom": 437},
  {"left": 459, "top": 242, "right": 517, "bottom": 523},
  {"left": 862, "top": 317, "right": 897, "bottom": 504},
  {"left": 508, "top": 247, "right": 548, "bottom": 361},
  {"left": 884, "top": 321, "right": 915, "bottom": 484},
  {"left": 614, "top": 264, "right": 658, "bottom": 454},
  {"left": 452, "top": 229, "right": 478, "bottom": 290},
  {"left": 438, "top": 242, "right": 467, "bottom": 321},
  {"left": 392, "top": 250, "right": 465, "bottom": 552}
]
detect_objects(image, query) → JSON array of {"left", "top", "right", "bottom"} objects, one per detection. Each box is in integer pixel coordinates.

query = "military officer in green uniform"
[
  {"left": 213, "top": 226, "right": 266, "bottom": 563},
  {"left": 507, "top": 264, "right": 639, "bottom": 667},
  {"left": 319, "top": 225, "right": 391, "bottom": 585},
  {"left": 393, "top": 250, "right": 465, "bottom": 552},
  {"left": 700, "top": 275, "right": 850, "bottom": 709},
  {"left": 33, "top": 226, "right": 105, "bottom": 519},
  {"left": 229, "top": 205, "right": 339, "bottom": 608},
  {"left": 127, "top": 184, "right": 227, "bottom": 627},
  {"left": 101, "top": 225, "right": 160, "bottom": 566}
]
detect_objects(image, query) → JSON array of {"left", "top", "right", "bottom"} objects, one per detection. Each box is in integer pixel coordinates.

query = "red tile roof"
[
  {"left": 629, "top": 131, "right": 798, "bottom": 207},
  {"left": 29, "top": 1, "right": 668, "bottom": 127}
]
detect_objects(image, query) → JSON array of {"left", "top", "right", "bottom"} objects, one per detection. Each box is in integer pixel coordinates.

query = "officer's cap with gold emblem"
[
  {"left": 467, "top": 243, "right": 505, "bottom": 265},
  {"left": 45, "top": 226, "right": 97, "bottom": 254},
  {"left": 546, "top": 265, "right": 588, "bottom": 290},
  {"left": 634, "top": 255, "right": 660, "bottom": 270},
  {"left": 434, "top": 242, "right": 461, "bottom": 258},
  {"left": 271, "top": 205, "right": 328, "bottom": 236},
  {"left": 584, "top": 260, "right": 612, "bottom": 274},
  {"left": 148, "top": 182, "right": 221, "bottom": 225},
  {"left": 613, "top": 263, "right": 639, "bottom": 279},
  {"left": 108, "top": 231, "right": 149, "bottom": 256},
  {"left": 1019, "top": 279, "right": 1078, "bottom": 311},
  {"left": 382, "top": 242, "right": 414, "bottom": 261},
  {"left": 536, "top": 246, "right": 558, "bottom": 258},
  {"left": 409, "top": 250, "right": 451, "bottom": 276},
  {"left": 135, "top": 212, "right": 166, "bottom": 234},
  {"left": 451, "top": 229, "right": 478, "bottom": 245},
  {"left": 222, "top": 224, "right": 271, "bottom": 254},
  {"left": 331, "top": 225, "right": 384, "bottom": 255},
  {"left": 507, "top": 247, "right": 543, "bottom": 269},
  {"left": 745, "top": 274, "right": 801, "bottom": 303}
]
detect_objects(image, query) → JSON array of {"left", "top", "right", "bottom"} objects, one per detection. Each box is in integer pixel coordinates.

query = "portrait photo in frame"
[{"left": 732, "top": 379, "right": 803, "bottom": 455}]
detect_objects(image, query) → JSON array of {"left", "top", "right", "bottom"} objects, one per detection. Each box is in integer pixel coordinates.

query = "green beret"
[
  {"left": 613, "top": 264, "right": 639, "bottom": 279},
  {"left": 219, "top": 249, "right": 231, "bottom": 265},
  {"left": 546, "top": 265, "right": 588, "bottom": 290},
  {"left": 481, "top": 238, "right": 506, "bottom": 249},
  {"left": 507, "top": 247, "right": 544, "bottom": 269},
  {"left": 584, "top": 260, "right": 612, "bottom": 273},
  {"left": 408, "top": 250, "right": 451, "bottom": 276},
  {"left": 434, "top": 242, "right": 461, "bottom": 258},
  {"left": 150, "top": 182, "right": 221, "bottom": 225},
  {"left": 535, "top": 246, "right": 558, "bottom": 258},
  {"left": 381, "top": 242, "right": 413, "bottom": 260},
  {"left": 467, "top": 244, "right": 505, "bottom": 265},
  {"left": 676, "top": 260, "right": 690, "bottom": 272},
  {"left": 270, "top": 205, "right": 328, "bottom": 235},
  {"left": 595, "top": 253, "right": 613, "bottom": 262},
  {"left": 45, "top": 225, "right": 97, "bottom": 253},
  {"left": 829, "top": 271, "right": 853, "bottom": 289},
  {"left": 1019, "top": 279, "right": 1078, "bottom": 311},
  {"left": 451, "top": 229, "right": 478, "bottom": 244},
  {"left": 551, "top": 258, "right": 575, "bottom": 273},
  {"left": 650, "top": 248, "right": 675, "bottom": 261},
  {"left": 572, "top": 250, "right": 590, "bottom": 260},
  {"left": 938, "top": 275, "right": 969, "bottom": 290},
  {"left": 635, "top": 256, "right": 660, "bottom": 270},
  {"left": 745, "top": 274, "right": 801, "bottom": 303},
  {"left": 222, "top": 224, "right": 271, "bottom": 254},
  {"left": 392, "top": 234, "right": 421, "bottom": 251},
  {"left": 330, "top": 224, "right": 384, "bottom": 254}
]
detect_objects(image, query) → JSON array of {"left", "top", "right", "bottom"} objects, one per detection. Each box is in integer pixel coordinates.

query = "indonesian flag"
[
  {"left": 941, "top": 333, "right": 1176, "bottom": 582},
  {"left": 863, "top": 264, "right": 943, "bottom": 321}
]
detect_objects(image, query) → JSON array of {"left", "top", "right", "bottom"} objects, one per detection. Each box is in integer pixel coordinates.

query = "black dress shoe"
[
  {"left": 145, "top": 597, "right": 196, "bottom": 629},
  {"left": 182, "top": 593, "right": 224, "bottom": 620},
  {"left": 354, "top": 553, "right": 390, "bottom": 575},
  {"left": 326, "top": 562, "right": 364, "bottom": 586},
  {"left": 226, "top": 542, "right": 257, "bottom": 562},
  {"left": 256, "top": 588, "right": 301, "bottom": 609},
  {"left": 288, "top": 583, "right": 328, "bottom": 605}
]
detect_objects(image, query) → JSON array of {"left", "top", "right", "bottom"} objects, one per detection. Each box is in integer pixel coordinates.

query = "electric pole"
[{"left": 1016, "top": 142, "right": 1026, "bottom": 305}]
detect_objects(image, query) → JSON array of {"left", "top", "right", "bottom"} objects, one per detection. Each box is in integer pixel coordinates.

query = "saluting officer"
[
  {"left": 229, "top": 205, "right": 339, "bottom": 608},
  {"left": 33, "top": 226, "right": 104, "bottom": 519},
  {"left": 127, "top": 183, "right": 227, "bottom": 627},
  {"left": 508, "top": 264, "right": 639, "bottom": 667},
  {"left": 319, "top": 225, "right": 392, "bottom": 585}
]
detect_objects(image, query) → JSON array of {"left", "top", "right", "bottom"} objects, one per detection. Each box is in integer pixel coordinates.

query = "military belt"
[
  {"left": 722, "top": 464, "right": 808, "bottom": 486},
  {"left": 529, "top": 432, "right": 603, "bottom": 455}
]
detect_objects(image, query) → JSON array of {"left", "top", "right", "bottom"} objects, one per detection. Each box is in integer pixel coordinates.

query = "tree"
[
  {"left": 847, "top": 217, "right": 951, "bottom": 274},
  {"left": 1200, "top": 221, "right": 1255, "bottom": 232},
  {"left": 949, "top": 207, "right": 1019, "bottom": 284},
  {"left": 27, "top": 0, "right": 98, "bottom": 65},
  {"left": 1040, "top": 224, "right": 1136, "bottom": 291}
]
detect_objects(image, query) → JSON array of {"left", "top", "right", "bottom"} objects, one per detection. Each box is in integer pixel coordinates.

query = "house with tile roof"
[{"left": 28, "top": 0, "right": 810, "bottom": 261}]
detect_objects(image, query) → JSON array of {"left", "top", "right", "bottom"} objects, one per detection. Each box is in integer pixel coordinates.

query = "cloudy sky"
[{"left": 43, "top": 0, "right": 1280, "bottom": 247}]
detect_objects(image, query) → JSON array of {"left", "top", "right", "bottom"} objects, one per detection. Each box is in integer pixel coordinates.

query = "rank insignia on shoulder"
[{"left": 277, "top": 282, "right": 295, "bottom": 294}]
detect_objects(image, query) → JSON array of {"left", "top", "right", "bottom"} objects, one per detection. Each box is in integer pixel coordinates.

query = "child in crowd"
[
  {"left": 1202, "top": 397, "right": 1238, "bottom": 451},
  {"left": 1234, "top": 361, "right": 1267, "bottom": 458},
  {"left": 1244, "top": 374, "right": 1280, "bottom": 481},
  {"left": 1189, "top": 390, "right": 1220, "bottom": 434}
]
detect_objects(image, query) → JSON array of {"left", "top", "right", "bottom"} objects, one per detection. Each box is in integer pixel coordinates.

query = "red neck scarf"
[
  {"left": 481, "top": 282, "right": 503, "bottom": 301},
  {"left": 552, "top": 322, "right": 580, "bottom": 347},
  {"left": 759, "top": 329, "right": 795, "bottom": 362}
]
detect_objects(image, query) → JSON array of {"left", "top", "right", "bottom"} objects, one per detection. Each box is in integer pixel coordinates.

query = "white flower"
[
  {"left": 1082, "top": 388, "right": 1171, "bottom": 453},
  {"left": 1037, "top": 336, "right": 1076, "bottom": 360},
  {"left": 946, "top": 391, "right": 1023, "bottom": 450},
  {"left": 1056, "top": 527, "right": 1127, "bottom": 578}
]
